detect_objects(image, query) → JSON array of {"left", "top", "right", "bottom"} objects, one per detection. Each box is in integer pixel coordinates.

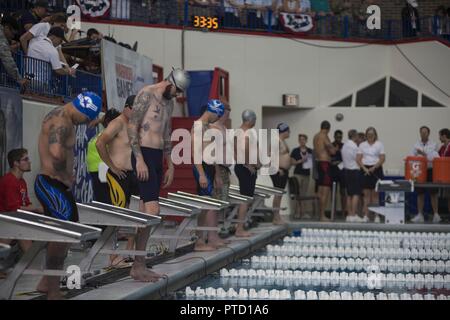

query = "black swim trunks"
[
  {"left": 270, "top": 168, "right": 289, "bottom": 189},
  {"left": 106, "top": 169, "right": 140, "bottom": 207},
  {"left": 34, "top": 174, "right": 79, "bottom": 222},
  {"left": 131, "top": 147, "right": 163, "bottom": 203},
  {"left": 234, "top": 164, "right": 257, "bottom": 197}
]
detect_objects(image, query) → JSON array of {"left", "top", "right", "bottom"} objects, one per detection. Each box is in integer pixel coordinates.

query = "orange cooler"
[
  {"left": 432, "top": 158, "right": 450, "bottom": 183},
  {"left": 404, "top": 156, "right": 427, "bottom": 182}
]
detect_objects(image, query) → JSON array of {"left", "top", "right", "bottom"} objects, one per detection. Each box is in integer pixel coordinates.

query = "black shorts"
[
  {"left": 317, "top": 161, "right": 332, "bottom": 187},
  {"left": 193, "top": 162, "right": 215, "bottom": 196},
  {"left": 344, "top": 169, "right": 363, "bottom": 196},
  {"left": 89, "top": 172, "right": 110, "bottom": 204},
  {"left": 416, "top": 168, "right": 438, "bottom": 194},
  {"left": 270, "top": 168, "right": 289, "bottom": 189},
  {"left": 131, "top": 147, "right": 163, "bottom": 203},
  {"left": 106, "top": 169, "right": 139, "bottom": 207},
  {"left": 34, "top": 174, "right": 78, "bottom": 222},
  {"left": 234, "top": 164, "right": 257, "bottom": 197},
  {"left": 361, "top": 165, "right": 384, "bottom": 190}
]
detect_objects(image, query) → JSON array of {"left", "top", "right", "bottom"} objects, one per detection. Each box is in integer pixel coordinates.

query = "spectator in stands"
[
  {"left": 402, "top": 0, "right": 421, "bottom": 38},
  {"left": 431, "top": 6, "right": 448, "bottom": 36},
  {"left": 290, "top": 134, "right": 314, "bottom": 219},
  {"left": 223, "top": 0, "right": 245, "bottom": 27},
  {"left": 247, "top": 0, "right": 274, "bottom": 29},
  {"left": 87, "top": 28, "right": 103, "bottom": 41},
  {"left": 260, "top": 0, "right": 281, "bottom": 29},
  {"left": 20, "top": 13, "right": 68, "bottom": 55},
  {"left": 27, "top": 26, "right": 76, "bottom": 77},
  {"left": 153, "top": 0, "right": 180, "bottom": 25},
  {"left": 0, "top": 18, "right": 27, "bottom": 88},
  {"left": 356, "top": 0, "right": 376, "bottom": 36},
  {"left": 282, "top": 0, "right": 301, "bottom": 14},
  {"left": 311, "top": 0, "right": 333, "bottom": 34},
  {"left": 19, "top": 0, "right": 49, "bottom": 35},
  {"left": 410, "top": 126, "right": 440, "bottom": 224},
  {"left": 300, "top": 0, "right": 312, "bottom": 14},
  {"left": 0, "top": 149, "right": 43, "bottom": 253},
  {"left": 356, "top": 127, "right": 385, "bottom": 223},
  {"left": 331, "top": 129, "right": 347, "bottom": 217},
  {"left": 1, "top": 16, "right": 20, "bottom": 53}
]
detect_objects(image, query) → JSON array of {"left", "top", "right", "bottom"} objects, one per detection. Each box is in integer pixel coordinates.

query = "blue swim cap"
[
  {"left": 72, "top": 92, "right": 102, "bottom": 120},
  {"left": 207, "top": 99, "right": 225, "bottom": 118}
]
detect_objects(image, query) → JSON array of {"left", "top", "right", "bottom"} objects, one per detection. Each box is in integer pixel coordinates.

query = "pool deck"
[{"left": 3, "top": 223, "right": 287, "bottom": 300}]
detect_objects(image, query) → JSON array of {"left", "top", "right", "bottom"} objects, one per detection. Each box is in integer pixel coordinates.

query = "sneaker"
[
  {"left": 346, "top": 215, "right": 355, "bottom": 223},
  {"left": 411, "top": 213, "right": 425, "bottom": 223},
  {"left": 362, "top": 216, "right": 370, "bottom": 223},
  {"left": 374, "top": 215, "right": 381, "bottom": 223},
  {"left": 432, "top": 213, "right": 442, "bottom": 224}
]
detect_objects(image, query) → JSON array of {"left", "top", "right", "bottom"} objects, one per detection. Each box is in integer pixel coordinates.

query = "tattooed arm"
[
  {"left": 47, "top": 120, "right": 73, "bottom": 184},
  {"left": 163, "top": 100, "right": 174, "bottom": 168},
  {"left": 162, "top": 101, "right": 174, "bottom": 188},
  {"left": 127, "top": 89, "right": 152, "bottom": 181}
]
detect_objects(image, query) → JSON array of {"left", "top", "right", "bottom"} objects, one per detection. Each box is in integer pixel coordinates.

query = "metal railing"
[
  {"left": 106, "top": 1, "right": 450, "bottom": 42},
  {"left": 0, "top": 53, "right": 102, "bottom": 100},
  {"left": 1, "top": 1, "right": 448, "bottom": 42}
]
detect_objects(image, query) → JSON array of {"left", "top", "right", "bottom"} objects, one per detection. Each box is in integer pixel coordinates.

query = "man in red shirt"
[{"left": 0, "top": 148, "right": 42, "bottom": 253}]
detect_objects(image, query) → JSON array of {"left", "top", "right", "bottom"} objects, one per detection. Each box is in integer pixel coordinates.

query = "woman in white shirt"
[{"left": 356, "top": 127, "right": 385, "bottom": 223}]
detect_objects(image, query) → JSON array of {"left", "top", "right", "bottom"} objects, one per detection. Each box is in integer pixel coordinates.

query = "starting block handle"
[{"left": 185, "top": 227, "right": 220, "bottom": 231}]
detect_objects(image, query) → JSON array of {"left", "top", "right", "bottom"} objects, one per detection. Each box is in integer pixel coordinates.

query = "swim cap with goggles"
[
  {"left": 72, "top": 91, "right": 102, "bottom": 120},
  {"left": 242, "top": 109, "right": 256, "bottom": 123},
  {"left": 277, "top": 122, "right": 290, "bottom": 133},
  {"left": 207, "top": 99, "right": 225, "bottom": 117},
  {"left": 167, "top": 68, "right": 191, "bottom": 92}
]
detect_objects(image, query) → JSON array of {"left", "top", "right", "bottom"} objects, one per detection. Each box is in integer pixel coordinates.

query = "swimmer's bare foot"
[
  {"left": 235, "top": 230, "right": 253, "bottom": 238},
  {"left": 36, "top": 277, "right": 48, "bottom": 293},
  {"left": 130, "top": 264, "right": 162, "bottom": 282},
  {"left": 320, "top": 216, "right": 331, "bottom": 222}
]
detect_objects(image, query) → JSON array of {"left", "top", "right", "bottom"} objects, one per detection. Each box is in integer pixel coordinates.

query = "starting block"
[
  {"left": 220, "top": 192, "right": 254, "bottom": 230},
  {"left": 77, "top": 202, "right": 161, "bottom": 273},
  {"left": 129, "top": 195, "right": 202, "bottom": 253},
  {"left": 0, "top": 210, "right": 101, "bottom": 300}
]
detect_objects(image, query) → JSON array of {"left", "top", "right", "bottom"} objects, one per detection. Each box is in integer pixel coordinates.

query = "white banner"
[
  {"left": 75, "top": 0, "right": 111, "bottom": 18},
  {"left": 279, "top": 13, "right": 314, "bottom": 33},
  {"left": 102, "top": 39, "right": 153, "bottom": 111}
]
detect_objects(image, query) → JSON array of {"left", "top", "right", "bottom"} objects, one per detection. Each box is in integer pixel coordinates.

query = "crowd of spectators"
[{"left": 0, "top": 1, "right": 138, "bottom": 91}]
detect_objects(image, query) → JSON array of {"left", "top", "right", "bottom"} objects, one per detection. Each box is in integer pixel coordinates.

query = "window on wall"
[
  {"left": 330, "top": 95, "right": 352, "bottom": 107},
  {"left": 422, "top": 94, "right": 445, "bottom": 108},
  {"left": 355, "top": 78, "right": 386, "bottom": 107},
  {"left": 389, "top": 77, "right": 418, "bottom": 107}
]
